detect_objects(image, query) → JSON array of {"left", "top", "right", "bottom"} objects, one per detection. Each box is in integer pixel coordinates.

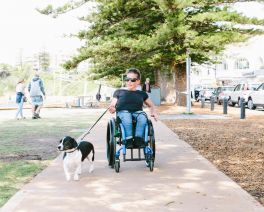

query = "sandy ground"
[{"left": 158, "top": 101, "right": 264, "bottom": 205}]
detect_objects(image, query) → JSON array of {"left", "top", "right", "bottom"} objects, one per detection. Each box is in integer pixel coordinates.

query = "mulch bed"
[{"left": 163, "top": 118, "right": 264, "bottom": 205}]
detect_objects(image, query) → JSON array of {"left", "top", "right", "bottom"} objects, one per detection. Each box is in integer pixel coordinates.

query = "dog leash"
[{"left": 80, "top": 106, "right": 110, "bottom": 140}]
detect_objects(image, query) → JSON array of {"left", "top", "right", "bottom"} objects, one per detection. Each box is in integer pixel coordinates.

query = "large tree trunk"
[
  {"left": 154, "top": 69, "right": 160, "bottom": 87},
  {"left": 154, "top": 66, "right": 187, "bottom": 104},
  {"left": 173, "top": 64, "right": 186, "bottom": 106},
  {"left": 154, "top": 69, "right": 174, "bottom": 102}
]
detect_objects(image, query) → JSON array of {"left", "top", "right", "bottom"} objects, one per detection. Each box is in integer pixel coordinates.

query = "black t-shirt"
[{"left": 113, "top": 89, "right": 148, "bottom": 112}]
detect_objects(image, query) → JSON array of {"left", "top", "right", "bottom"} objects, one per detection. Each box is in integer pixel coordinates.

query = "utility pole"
[
  {"left": 19, "top": 48, "right": 23, "bottom": 70},
  {"left": 186, "top": 50, "right": 191, "bottom": 113}
]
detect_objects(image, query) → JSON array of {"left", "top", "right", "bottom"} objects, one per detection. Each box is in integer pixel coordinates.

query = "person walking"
[
  {"left": 28, "top": 73, "right": 46, "bottom": 119},
  {"left": 15, "top": 79, "right": 26, "bottom": 120}
]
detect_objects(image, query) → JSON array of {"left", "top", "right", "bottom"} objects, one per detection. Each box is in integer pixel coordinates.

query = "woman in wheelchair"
[{"left": 109, "top": 68, "right": 158, "bottom": 149}]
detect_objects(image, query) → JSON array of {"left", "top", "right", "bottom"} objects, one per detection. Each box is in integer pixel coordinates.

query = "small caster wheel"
[
  {"left": 145, "top": 160, "right": 150, "bottom": 167},
  {"left": 149, "top": 160, "right": 154, "bottom": 172},
  {"left": 115, "top": 159, "right": 120, "bottom": 173}
]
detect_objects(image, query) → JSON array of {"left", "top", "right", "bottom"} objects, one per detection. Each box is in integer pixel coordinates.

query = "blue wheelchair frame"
[
  {"left": 106, "top": 111, "right": 155, "bottom": 172},
  {"left": 115, "top": 121, "right": 153, "bottom": 159}
]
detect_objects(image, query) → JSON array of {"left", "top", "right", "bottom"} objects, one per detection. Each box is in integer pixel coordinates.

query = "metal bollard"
[
  {"left": 201, "top": 96, "right": 205, "bottom": 108},
  {"left": 223, "top": 98, "right": 228, "bottom": 114},
  {"left": 240, "top": 98, "right": 246, "bottom": 119},
  {"left": 81, "top": 96, "right": 84, "bottom": 107},
  {"left": 77, "top": 97, "right": 81, "bottom": 107},
  {"left": 210, "top": 96, "right": 214, "bottom": 111}
]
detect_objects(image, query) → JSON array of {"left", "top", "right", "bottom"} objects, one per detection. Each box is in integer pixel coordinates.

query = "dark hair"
[{"left": 126, "top": 68, "right": 141, "bottom": 80}]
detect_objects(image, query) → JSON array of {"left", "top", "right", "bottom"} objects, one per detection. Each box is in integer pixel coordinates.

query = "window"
[
  {"left": 215, "top": 60, "right": 228, "bottom": 71},
  {"left": 234, "top": 84, "right": 241, "bottom": 91},
  {"left": 257, "top": 83, "right": 264, "bottom": 91},
  {"left": 222, "top": 60, "right": 228, "bottom": 70},
  {"left": 234, "top": 58, "right": 249, "bottom": 70},
  {"left": 259, "top": 57, "right": 264, "bottom": 69}
]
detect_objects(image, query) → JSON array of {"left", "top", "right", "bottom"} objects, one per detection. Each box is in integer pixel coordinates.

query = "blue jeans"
[
  {"left": 15, "top": 97, "right": 24, "bottom": 118},
  {"left": 117, "top": 111, "right": 147, "bottom": 140}
]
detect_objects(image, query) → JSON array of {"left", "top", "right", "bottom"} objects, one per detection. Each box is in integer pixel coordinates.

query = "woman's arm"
[
  {"left": 144, "top": 98, "right": 158, "bottom": 121},
  {"left": 109, "top": 97, "right": 117, "bottom": 114}
]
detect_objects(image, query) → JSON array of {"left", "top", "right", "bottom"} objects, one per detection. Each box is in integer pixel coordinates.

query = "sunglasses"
[{"left": 124, "top": 77, "right": 138, "bottom": 82}]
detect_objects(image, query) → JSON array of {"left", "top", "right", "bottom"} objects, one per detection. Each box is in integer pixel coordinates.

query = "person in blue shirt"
[
  {"left": 15, "top": 78, "right": 26, "bottom": 120},
  {"left": 28, "top": 73, "right": 46, "bottom": 119}
]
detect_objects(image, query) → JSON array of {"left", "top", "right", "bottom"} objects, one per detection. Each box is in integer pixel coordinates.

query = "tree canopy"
[{"left": 39, "top": 0, "right": 264, "bottom": 80}]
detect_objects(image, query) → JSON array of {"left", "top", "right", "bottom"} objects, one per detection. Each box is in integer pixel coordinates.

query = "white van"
[
  {"left": 247, "top": 83, "right": 264, "bottom": 109},
  {"left": 228, "top": 83, "right": 259, "bottom": 107}
]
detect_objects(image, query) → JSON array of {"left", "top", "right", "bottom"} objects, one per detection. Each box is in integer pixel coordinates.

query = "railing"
[{"left": 78, "top": 96, "right": 99, "bottom": 108}]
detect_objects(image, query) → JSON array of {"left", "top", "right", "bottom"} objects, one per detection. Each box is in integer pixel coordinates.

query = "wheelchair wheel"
[
  {"left": 106, "top": 118, "right": 116, "bottom": 168},
  {"left": 148, "top": 120, "right": 156, "bottom": 161}
]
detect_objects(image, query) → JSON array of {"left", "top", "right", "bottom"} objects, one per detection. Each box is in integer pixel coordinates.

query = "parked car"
[
  {"left": 194, "top": 88, "right": 201, "bottom": 101},
  {"left": 214, "top": 86, "right": 235, "bottom": 105},
  {"left": 197, "top": 88, "right": 216, "bottom": 101},
  {"left": 228, "top": 83, "right": 259, "bottom": 107},
  {"left": 247, "top": 83, "right": 264, "bottom": 110},
  {"left": 193, "top": 86, "right": 203, "bottom": 101}
]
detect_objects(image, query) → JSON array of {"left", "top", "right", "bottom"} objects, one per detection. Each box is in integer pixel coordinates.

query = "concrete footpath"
[{"left": 1, "top": 114, "right": 263, "bottom": 212}]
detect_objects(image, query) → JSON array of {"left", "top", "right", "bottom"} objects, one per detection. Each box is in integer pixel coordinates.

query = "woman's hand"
[
  {"left": 109, "top": 105, "right": 116, "bottom": 114},
  {"left": 151, "top": 113, "right": 158, "bottom": 121},
  {"left": 145, "top": 98, "right": 158, "bottom": 121},
  {"left": 108, "top": 98, "right": 117, "bottom": 114}
]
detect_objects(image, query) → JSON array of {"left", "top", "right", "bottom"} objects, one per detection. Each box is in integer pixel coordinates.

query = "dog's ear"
[
  {"left": 71, "top": 137, "right": 78, "bottom": 148},
  {"left": 59, "top": 136, "right": 68, "bottom": 144}
]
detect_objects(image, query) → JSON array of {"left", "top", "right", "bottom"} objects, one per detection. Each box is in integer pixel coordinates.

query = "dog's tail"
[{"left": 91, "top": 146, "right": 95, "bottom": 161}]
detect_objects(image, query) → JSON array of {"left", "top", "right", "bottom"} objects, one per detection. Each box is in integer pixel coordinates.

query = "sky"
[
  {"left": 0, "top": 0, "right": 95, "bottom": 65},
  {"left": 234, "top": 1, "right": 264, "bottom": 19},
  {"left": 0, "top": 1, "right": 264, "bottom": 66}
]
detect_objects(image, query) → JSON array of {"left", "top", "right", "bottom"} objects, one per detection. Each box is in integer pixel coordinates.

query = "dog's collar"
[{"left": 65, "top": 148, "right": 77, "bottom": 153}]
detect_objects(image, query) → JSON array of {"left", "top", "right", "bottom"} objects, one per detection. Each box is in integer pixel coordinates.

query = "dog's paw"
[
  {"left": 65, "top": 173, "right": 71, "bottom": 181},
  {"left": 74, "top": 175, "right": 79, "bottom": 181},
  {"left": 89, "top": 165, "right": 94, "bottom": 173}
]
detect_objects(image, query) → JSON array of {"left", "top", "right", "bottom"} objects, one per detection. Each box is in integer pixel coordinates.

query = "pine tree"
[
  {"left": 38, "top": 50, "right": 50, "bottom": 72},
  {"left": 39, "top": 0, "right": 264, "bottom": 104}
]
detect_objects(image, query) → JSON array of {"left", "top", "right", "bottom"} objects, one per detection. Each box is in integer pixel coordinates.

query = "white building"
[{"left": 191, "top": 35, "right": 264, "bottom": 87}]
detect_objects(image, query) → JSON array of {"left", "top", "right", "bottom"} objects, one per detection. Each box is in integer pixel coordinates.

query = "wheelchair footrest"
[
  {"left": 134, "top": 137, "right": 147, "bottom": 148},
  {"left": 124, "top": 158, "right": 146, "bottom": 161},
  {"left": 122, "top": 138, "right": 147, "bottom": 149},
  {"left": 126, "top": 146, "right": 145, "bottom": 149}
]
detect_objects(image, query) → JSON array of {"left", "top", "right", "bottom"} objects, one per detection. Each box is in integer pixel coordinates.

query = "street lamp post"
[{"left": 186, "top": 51, "right": 191, "bottom": 113}]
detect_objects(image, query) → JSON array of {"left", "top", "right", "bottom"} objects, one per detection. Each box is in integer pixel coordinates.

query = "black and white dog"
[{"left": 58, "top": 136, "right": 95, "bottom": 181}]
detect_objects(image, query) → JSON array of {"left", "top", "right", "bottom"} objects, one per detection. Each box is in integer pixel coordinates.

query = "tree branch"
[{"left": 36, "top": 0, "right": 92, "bottom": 18}]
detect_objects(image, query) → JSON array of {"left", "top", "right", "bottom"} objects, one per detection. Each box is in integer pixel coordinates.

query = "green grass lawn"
[
  {"left": 0, "top": 161, "right": 45, "bottom": 206},
  {"left": 0, "top": 109, "right": 98, "bottom": 207}
]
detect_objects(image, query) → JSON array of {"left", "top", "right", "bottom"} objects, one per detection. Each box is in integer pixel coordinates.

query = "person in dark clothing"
[
  {"left": 142, "top": 78, "right": 151, "bottom": 93},
  {"left": 109, "top": 68, "right": 158, "bottom": 148}
]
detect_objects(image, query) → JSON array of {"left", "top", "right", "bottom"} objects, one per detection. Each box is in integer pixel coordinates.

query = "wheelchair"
[{"left": 106, "top": 112, "right": 156, "bottom": 172}]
